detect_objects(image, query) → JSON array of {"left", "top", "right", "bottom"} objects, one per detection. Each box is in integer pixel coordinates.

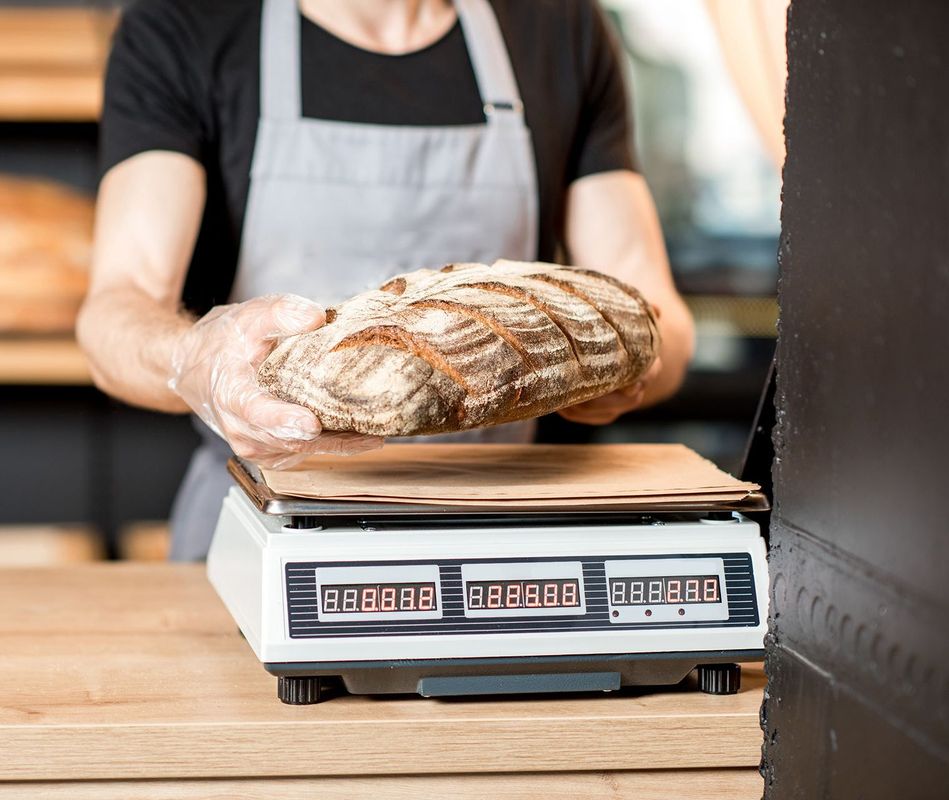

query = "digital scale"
[{"left": 208, "top": 458, "right": 770, "bottom": 704}]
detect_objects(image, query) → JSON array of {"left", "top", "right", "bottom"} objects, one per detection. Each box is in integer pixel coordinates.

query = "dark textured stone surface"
[{"left": 767, "top": 0, "right": 949, "bottom": 796}]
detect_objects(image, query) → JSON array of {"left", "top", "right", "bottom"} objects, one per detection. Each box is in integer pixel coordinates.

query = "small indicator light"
[
  {"left": 678, "top": 608, "right": 686, "bottom": 616},
  {"left": 645, "top": 609, "right": 652, "bottom": 617},
  {"left": 612, "top": 610, "right": 619, "bottom": 618}
]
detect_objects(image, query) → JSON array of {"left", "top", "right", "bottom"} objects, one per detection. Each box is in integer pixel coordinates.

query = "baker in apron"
[{"left": 168, "top": 0, "right": 539, "bottom": 560}]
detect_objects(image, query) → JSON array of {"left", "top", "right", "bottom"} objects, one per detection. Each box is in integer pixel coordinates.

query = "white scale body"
[{"left": 208, "top": 484, "right": 769, "bottom": 702}]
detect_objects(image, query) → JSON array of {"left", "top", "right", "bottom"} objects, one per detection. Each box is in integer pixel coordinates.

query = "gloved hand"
[
  {"left": 558, "top": 357, "right": 664, "bottom": 426},
  {"left": 168, "top": 294, "right": 383, "bottom": 469}
]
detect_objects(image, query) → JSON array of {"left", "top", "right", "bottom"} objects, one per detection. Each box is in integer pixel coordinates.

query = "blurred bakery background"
[{"left": 0, "top": 0, "right": 781, "bottom": 564}]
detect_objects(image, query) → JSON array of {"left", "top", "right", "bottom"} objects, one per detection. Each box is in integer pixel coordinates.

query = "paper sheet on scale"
[{"left": 260, "top": 443, "right": 759, "bottom": 507}]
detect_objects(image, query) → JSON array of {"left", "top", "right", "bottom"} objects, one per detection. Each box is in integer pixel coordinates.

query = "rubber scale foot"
[
  {"left": 277, "top": 676, "right": 324, "bottom": 705},
  {"left": 697, "top": 663, "right": 741, "bottom": 695}
]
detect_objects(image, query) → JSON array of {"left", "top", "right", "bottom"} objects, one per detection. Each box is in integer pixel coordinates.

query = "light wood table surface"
[{"left": 0, "top": 564, "right": 765, "bottom": 798}]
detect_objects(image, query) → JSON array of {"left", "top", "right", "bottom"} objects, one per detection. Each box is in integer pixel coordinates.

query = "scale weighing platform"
[{"left": 208, "top": 458, "right": 770, "bottom": 704}]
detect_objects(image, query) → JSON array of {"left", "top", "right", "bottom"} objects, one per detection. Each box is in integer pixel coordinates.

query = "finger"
[
  {"left": 643, "top": 356, "right": 663, "bottom": 382},
  {"left": 226, "top": 428, "right": 384, "bottom": 467},
  {"left": 236, "top": 295, "right": 326, "bottom": 344},
  {"left": 221, "top": 373, "right": 321, "bottom": 439},
  {"left": 557, "top": 405, "right": 622, "bottom": 425},
  {"left": 565, "top": 393, "right": 627, "bottom": 415},
  {"left": 307, "top": 433, "right": 385, "bottom": 456},
  {"left": 259, "top": 450, "right": 313, "bottom": 470},
  {"left": 619, "top": 381, "right": 646, "bottom": 400},
  {"left": 224, "top": 425, "right": 326, "bottom": 464},
  {"left": 241, "top": 393, "right": 322, "bottom": 440},
  {"left": 559, "top": 409, "right": 620, "bottom": 425},
  {"left": 268, "top": 294, "right": 327, "bottom": 336}
]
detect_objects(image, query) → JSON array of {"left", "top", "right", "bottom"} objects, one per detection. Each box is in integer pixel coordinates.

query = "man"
[{"left": 78, "top": 0, "right": 695, "bottom": 560}]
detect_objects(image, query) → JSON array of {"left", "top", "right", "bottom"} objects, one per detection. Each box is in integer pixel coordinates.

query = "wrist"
[{"left": 165, "top": 313, "right": 204, "bottom": 411}]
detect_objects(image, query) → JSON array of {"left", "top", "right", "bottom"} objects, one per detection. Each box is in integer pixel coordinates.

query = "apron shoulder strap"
[
  {"left": 454, "top": 0, "right": 525, "bottom": 117},
  {"left": 260, "top": 0, "right": 302, "bottom": 121}
]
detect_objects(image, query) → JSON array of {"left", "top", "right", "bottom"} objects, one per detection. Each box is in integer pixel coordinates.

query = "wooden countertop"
[{"left": 0, "top": 564, "right": 765, "bottom": 797}]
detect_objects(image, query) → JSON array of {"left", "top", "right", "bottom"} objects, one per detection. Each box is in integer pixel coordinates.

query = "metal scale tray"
[{"left": 227, "top": 457, "right": 771, "bottom": 526}]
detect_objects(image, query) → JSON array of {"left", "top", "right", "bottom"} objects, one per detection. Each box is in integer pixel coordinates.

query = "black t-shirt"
[{"left": 101, "top": 0, "right": 637, "bottom": 313}]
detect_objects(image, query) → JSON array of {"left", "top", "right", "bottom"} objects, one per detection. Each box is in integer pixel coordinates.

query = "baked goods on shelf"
[
  {"left": 258, "top": 260, "right": 660, "bottom": 437},
  {"left": 0, "top": 175, "right": 93, "bottom": 333}
]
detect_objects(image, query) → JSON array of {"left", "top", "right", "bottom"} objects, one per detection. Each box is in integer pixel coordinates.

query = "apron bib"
[{"left": 170, "top": 0, "right": 539, "bottom": 560}]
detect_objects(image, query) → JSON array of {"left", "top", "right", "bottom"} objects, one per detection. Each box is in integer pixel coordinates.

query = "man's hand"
[
  {"left": 558, "top": 357, "right": 663, "bottom": 426},
  {"left": 169, "top": 294, "right": 383, "bottom": 468}
]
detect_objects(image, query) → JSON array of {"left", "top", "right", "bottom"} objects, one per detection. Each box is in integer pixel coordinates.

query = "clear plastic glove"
[{"left": 168, "top": 294, "right": 383, "bottom": 469}]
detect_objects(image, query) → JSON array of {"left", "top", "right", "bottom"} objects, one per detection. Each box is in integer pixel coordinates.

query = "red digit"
[
  {"left": 525, "top": 583, "right": 541, "bottom": 607},
  {"left": 686, "top": 579, "right": 699, "bottom": 602},
  {"left": 505, "top": 583, "right": 522, "bottom": 608},
  {"left": 468, "top": 584, "right": 484, "bottom": 609},
  {"left": 667, "top": 580, "right": 682, "bottom": 603},
  {"left": 381, "top": 587, "right": 397, "bottom": 611},
  {"left": 361, "top": 587, "right": 378, "bottom": 612},
  {"left": 400, "top": 586, "right": 416, "bottom": 610},
  {"left": 648, "top": 581, "right": 663, "bottom": 604},
  {"left": 487, "top": 584, "right": 502, "bottom": 608},
  {"left": 563, "top": 582, "right": 578, "bottom": 607},
  {"left": 343, "top": 588, "right": 358, "bottom": 612},
  {"left": 418, "top": 585, "right": 435, "bottom": 611},
  {"left": 704, "top": 578, "right": 719, "bottom": 602},
  {"left": 544, "top": 583, "right": 558, "bottom": 607},
  {"left": 630, "top": 581, "right": 644, "bottom": 604}
]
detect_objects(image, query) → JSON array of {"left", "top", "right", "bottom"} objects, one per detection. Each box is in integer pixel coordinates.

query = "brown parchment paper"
[{"left": 260, "top": 444, "right": 759, "bottom": 506}]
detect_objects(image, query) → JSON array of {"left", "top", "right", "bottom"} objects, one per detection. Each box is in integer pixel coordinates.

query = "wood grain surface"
[
  {"left": 0, "top": 564, "right": 765, "bottom": 785},
  {"left": 0, "top": 770, "right": 763, "bottom": 799}
]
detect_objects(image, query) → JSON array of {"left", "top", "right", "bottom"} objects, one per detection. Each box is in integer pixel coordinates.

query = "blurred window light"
[{"left": 603, "top": 0, "right": 782, "bottom": 295}]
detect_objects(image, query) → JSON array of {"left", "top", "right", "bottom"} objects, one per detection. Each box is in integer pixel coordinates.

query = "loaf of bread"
[
  {"left": 257, "top": 260, "right": 660, "bottom": 437},
  {"left": 0, "top": 176, "right": 93, "bottom": 333}
]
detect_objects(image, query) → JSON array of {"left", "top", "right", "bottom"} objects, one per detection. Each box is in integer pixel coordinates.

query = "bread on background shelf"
[
  {"left": 258, "top": 260, "right": 660, "bottom": 437},
  {"left": 0, "top": 175, "right": 93, "bottom": 334}
]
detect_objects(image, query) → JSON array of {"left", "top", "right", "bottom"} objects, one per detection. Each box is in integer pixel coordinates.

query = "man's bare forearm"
[{"left": 76, "top": 286, "right": 193, "bottom": 413}]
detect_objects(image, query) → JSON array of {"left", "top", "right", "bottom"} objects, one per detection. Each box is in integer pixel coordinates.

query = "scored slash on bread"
[{"left": 257, "top": 260, "right": 660, "bottom": 437}]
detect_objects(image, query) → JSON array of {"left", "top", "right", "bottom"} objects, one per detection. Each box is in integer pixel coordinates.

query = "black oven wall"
[{"left": 766, "top": 0, "right": 949, "bottom": 796}]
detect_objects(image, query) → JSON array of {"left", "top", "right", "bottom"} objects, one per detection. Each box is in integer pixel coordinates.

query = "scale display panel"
[
  {"left": 461, "top": 561, "right": 586, "bottom": 618},
  {"left": 604, "top": 557, "right": 729, "bottom": 624},
  {"left": 285, "top": 554, "right": 756, "bottom": 638},
  {"left": 311, "top": 564, "right": 443, "bottom": 622}
]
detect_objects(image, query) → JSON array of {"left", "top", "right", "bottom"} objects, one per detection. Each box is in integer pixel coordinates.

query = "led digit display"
[
  {"left": 466, "top": 579, "right": 581, "bottom": 611},
  {"left": 321, "top": 582, "right": 437, "bottom": 614},
  {"left": 609, "top": 575, "right": 722, "bottom": 605}
]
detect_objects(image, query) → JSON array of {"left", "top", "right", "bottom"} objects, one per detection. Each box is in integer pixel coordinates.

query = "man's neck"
[{"left": 298, "top": 0, "right": 456, "bottom": 55}]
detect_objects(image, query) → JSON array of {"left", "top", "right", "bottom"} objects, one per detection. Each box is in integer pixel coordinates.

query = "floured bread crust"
[{"left": 257, "top": 260, "right": 660, "bottom": 436}]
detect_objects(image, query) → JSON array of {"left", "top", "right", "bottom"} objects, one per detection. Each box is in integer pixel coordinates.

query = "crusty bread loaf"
[
  {"left": 257, "top": 260, "right": 660, "bottom": 437},
  {"left": 0, "top": 176, "right": 93, "bottom": 333}
]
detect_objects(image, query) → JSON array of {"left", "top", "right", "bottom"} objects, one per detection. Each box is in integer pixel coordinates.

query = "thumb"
[
  {"left": 269, "top": 294, "right": 326, "bottom": 336},
  {"left": 234, "top": 294, "right": 325, "bottom": 344}
]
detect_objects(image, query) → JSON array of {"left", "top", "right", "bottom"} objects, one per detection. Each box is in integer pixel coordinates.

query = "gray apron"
[{"left": 169, "top": 0, "right": 539, "bottom": 560}]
